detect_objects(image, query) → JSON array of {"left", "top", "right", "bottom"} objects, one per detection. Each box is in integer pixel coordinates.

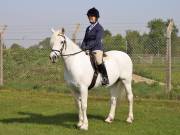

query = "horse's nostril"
[{"left": 50, "top": 55, "right": 57, "bottom": 63}]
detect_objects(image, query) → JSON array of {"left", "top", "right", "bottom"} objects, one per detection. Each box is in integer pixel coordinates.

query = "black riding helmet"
[{"left": 87, "top": 7, "right": 100, "bottom": 18}]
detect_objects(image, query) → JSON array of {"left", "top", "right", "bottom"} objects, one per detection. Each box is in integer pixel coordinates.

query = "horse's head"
[{"left": 49, "top": 28, "right": 66, "bottom": 63}]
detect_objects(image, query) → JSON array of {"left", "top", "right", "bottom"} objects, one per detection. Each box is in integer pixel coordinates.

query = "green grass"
[
  {"left": 134, "top": 63, "right": 180, "bottom": 89},
  {"left": 0, "top": 90, "right": 180, "bottom": 135}
]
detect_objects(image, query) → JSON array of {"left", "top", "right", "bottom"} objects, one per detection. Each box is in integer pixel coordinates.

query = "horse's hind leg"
[
  {"left": 122, "top": 79, "right": 134, "bottom": 123},
  {"left": 105, "top": 81, "right": 120, "bottom": 123}
]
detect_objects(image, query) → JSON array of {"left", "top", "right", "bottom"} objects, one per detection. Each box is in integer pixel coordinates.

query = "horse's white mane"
[{"left": 50, "top": 28, "right": 81, "bottom": 49}]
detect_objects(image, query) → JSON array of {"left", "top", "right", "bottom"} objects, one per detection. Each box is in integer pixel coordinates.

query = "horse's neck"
[
  {"left": 62, "top": 36, "right": 85, "bottom": 64},
  {"left": 62, "top": 36, "right": 92, "bottom": 78},
  {"left": 63, "top": 36, "right": 81, "bottom": 55}
]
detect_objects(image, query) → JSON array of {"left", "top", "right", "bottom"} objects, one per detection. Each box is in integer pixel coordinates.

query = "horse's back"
[
  {"left": 105, "top": 50, "right": 133, "bottom": 80},
  {"left": 105, "top": 50, "right": 132, "bottom": 65}
]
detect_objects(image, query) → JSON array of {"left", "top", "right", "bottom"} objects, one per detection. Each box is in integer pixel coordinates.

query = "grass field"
[
  {"left": 0, "top": 90, "right": 180, "bottom": 135},
  {"left": 134, "top": 63, "right": 180, "bottom": 91}
]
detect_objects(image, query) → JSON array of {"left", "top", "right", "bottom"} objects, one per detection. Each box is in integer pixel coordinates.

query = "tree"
[
  {"left": 11, "top": 43, "right": 23, "bottom": 50},
  {"left": 146, "top": 18, "right": 179, "bottom": 55},
  {"left": 30, "top": 37, "right": 51, "bottom": 49},
  {"left": 126, "top": 30, "right": 142, "bottom": 55},
  {"left": 104, "top": 29, "right": 112, "bottom": 38},
  {"left": 146, "top": 19, "right": 166, "bottom": 55},
  {"left": 111, "top": 34, "right": 126, "bottom": 51},
  {"left": 38, "top": 37, "right": 50, "bottom": 49},
  {"left": 103, "top": 30, "right": 126, "bottom": 51}
]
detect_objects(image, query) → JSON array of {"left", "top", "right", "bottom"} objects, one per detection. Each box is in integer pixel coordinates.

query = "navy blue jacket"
[{"left": 81, "top": 22, "right": 104, "bottom": 51}]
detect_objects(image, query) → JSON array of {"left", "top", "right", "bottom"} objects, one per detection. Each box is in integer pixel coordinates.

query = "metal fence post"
[
  {"left": 165, "top": 20, "right": 173, "bottom": 94},
  {"left": 0, "top": 25, "right": 7, "bottom": 86},
  {"left": 0, "top": 33, "right": 2, "bottom": 85},
  {"left": 72, "top": 23, "right": 80, "bottom": 44}
]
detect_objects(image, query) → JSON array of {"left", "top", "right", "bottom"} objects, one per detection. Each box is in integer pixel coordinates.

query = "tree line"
[{"left": 103, "top": 19, "right": 179, "bottom": 56}]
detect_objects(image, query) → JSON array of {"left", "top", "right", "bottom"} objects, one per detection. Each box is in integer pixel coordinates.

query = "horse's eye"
[{"left": 61, "top": 41, "right": 64, "bottom": 44}]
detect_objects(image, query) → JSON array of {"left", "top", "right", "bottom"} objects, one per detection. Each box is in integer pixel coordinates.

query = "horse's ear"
[
  {"left": 61, "top": 28, "right": 65, "bottom": 34},
  {"left": 51, "top": 28, "right": 55, "bottom": 33}
]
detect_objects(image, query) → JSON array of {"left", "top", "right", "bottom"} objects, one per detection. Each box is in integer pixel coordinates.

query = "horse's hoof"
[
  {"left": 105, "top": 117, "right": 114, "bottom": 123},
  {"left": 77, "top": 121, "right": 83, "bottom": 128},
  {"left": 126, "top": 117, "right": 133, "bottom": 124},
  {"left": 80, "top": 124, "right": 88, "bottom": 131}
]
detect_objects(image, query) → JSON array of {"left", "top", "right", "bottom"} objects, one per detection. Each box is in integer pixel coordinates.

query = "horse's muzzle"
[{"left": 49, "top": 53, "right": 57, "bottom": 63}]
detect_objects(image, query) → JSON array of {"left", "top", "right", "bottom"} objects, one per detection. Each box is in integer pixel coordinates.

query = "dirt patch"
[{"left": 133, "top": 74, "right": 165, "bottom": 85}]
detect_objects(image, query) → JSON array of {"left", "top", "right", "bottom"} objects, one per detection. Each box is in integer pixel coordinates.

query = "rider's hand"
[{"left": 85, "top": 50, "right": 90, "bottom": 55}]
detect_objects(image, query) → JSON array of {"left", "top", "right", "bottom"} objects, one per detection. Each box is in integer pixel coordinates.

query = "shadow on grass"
[{"left": 0, "top": 112, "right": 105, "bottom": 129}]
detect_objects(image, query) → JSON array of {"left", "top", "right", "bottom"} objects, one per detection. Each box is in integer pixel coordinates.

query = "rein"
[{"left": 52, "top": 49, "right": 84, "bottom": 57}]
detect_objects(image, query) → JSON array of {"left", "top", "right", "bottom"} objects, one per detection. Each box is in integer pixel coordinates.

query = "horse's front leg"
[
  {"left": 79, "top": 85, "right": 88, "bottom": 130},
  {"left": 71, "top": 90, "right": 83, "bottom": 127}
]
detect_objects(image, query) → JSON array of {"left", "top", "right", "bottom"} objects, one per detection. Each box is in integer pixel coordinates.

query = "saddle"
[{"left": 88, "top": 52, "right": 107, "bottom": 90}]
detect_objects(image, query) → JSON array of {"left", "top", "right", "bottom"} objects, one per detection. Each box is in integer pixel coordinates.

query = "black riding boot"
[{"left": 98, "top": 63, "right": 109, "bottom": 85}]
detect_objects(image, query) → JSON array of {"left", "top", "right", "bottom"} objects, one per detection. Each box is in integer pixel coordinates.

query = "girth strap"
[{"left": 88, "top": 71, "right": 98, "bottom": 90}]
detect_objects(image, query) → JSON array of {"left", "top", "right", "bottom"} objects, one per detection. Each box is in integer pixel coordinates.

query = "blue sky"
[{"left": 0, "top": 0, "right": 180, "bottom": 47}]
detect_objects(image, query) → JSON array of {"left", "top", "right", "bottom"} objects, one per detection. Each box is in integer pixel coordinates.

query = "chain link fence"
[{"left": 2, "top": 28, "right": 180, "bottom": 98}]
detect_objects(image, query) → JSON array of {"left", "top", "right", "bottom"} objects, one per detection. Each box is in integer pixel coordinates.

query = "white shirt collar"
[{"left": 89, "top": 22, "right": 98, "bottom": 31}]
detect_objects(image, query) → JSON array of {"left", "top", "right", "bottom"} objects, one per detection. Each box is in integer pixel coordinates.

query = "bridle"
[{"left": 51, "top": 34, "right": 84, "bottom": 57}]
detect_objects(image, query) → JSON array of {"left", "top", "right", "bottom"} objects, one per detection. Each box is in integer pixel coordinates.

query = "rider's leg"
[
  {"left": 92, "top": 50, "right": 109, "bottom": 85},
  {"left": 97, "top": 63, "right": 109, "bottom": 85},
  {"left": 92, "top": 50, "right": 103, "bottom": 65}
]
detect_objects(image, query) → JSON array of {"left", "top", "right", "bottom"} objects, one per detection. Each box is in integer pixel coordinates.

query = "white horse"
[{"left": 49, "top": 28, "right": 134, "bottom": 130}]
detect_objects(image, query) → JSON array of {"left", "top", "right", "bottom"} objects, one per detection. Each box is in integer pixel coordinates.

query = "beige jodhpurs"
[{"left": 92, "top": 50, "right": 103, "bottom": 65}]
